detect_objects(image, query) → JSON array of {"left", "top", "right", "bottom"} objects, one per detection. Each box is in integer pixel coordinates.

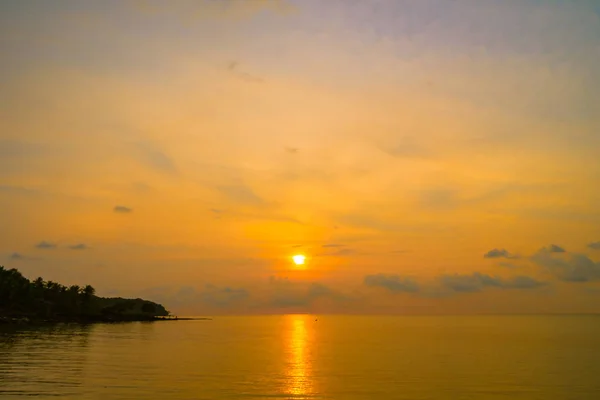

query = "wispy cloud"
[
  {"left": 35, "top": 241, "right": 57, "bottom": 249},
  {"left": 498, "top": 262, "right": 520, "bottom": 269},
  {"left": 417, "top": 188, "right": 459, "bottom": 210},
  {"left": 336, "top": 214, "right": 400, "bottom": 232},
  {"left": 9, "top": 252, "right": 24, "bottom": 260},
  {"left": 216, "top": 183, "right": 265, "bottom": 206},
  {"left": 135, "top": 0, "right": 295, "bottom": 21},
  {"left": 379, "top": 136, "right": 430, "bottom": 159},
  {"left": 69, "top": 243, "right": 89, "bottom": 250},
  {"left": 440, "top": 273, "right": 546, "bottom": 293},
  {"left": 138, "top": 284, "right": 250, "bottom": 310},
  {"left": 227, "top": 61, "right": 264, "bottom": 83},
  {"left": 364, "top": 274, "right": 420, "bottom": 293},
  {"left": 588, "top": 241, "right": 600, "bottom": 250},
  {"left": 0, "top": 185, "right": 41, "bottom": 197},
  {"left": 267, "top": 278, "right": 348, "bottom": 308},
  {"left": 135, "top": 142, "right": 177, "bottom": 174},
  {"left": 210, "top": 208, "right": 225, "bottom": 219},
  {"left": 322, "top": 248, "right": 356, "bottom": 257},
  {"left": 0, "top": 139, "right": 45, "bottom": 158},
  {"left": 202, "top": 284, "right": 250, "bottom": 308}
]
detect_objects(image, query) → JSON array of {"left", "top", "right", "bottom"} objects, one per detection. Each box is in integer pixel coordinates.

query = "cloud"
[
  {"left": 307, "top": 283, "right": 334, "bottom": 297},
  {"left": 131, "top": 182, "right": 153, "bottom": 194},
  {"left": 267, "top": 277, "right": 347, "bottom": 308},
  {"left": 139, "top": 284, "right": 250, "bottom": 310},
  {"left": 418, "top": 188, "right": 459, "bottom": 210},
  {"left": 318, "top": 244, "right": 356, "bottom": 257},
  {"left": 136, "top": 0, "right": 295, "bottom": 20},
  {"left": 136, "top": 142, "right": 177, "bottom": 174},
  {"left": 336, "top": 214, "right": 399, "bottom": 232},
  {"left": 216, "top": 183, "right": 265, "bottom": 206},
  {"left": 331, "top": 248, "right": 356, "bottom": 256},
  {"left": 35, "top": 241, "right": 57, "bottom": 249},
  {"left": 498, "top": 262, "right": 520, "bottom": 268},
  {"left": 506, "top": 276, "right": 548, "bottom": 289},
  {"left": 114, "top": 205, "right": 133, "bottom": 213},
  {"left": 202, "top": 284, "right": 250, "bottom": 308},
  {"left": 227, "top": 61, "right": 264, "bottom": 83},
  {"left": 69, "top": 243, "right": 88, "bottom": 250},
  {"left": 364, "top": 274, "right": 420, "bottom": 293},
  {"left": 8, "top": 252, "right": 41, "bottom": 261},
  {"left": 441, "top": 274, "right": 497, "bottom": 292},
  {"left": 210, "top": 208, "right": 225, "bottom": 219},
  {"left": 484, "top": 248, "right": 518, "bottom": 259},
  {"left": 209, "top": 204, "right": 302, "bottom": 224},
  {"left": 441, "top": 272, "right": 545, "bottom": 293},
  {"left": 542, "top": 244, "right": 566, "bottom": 253},
  {"left": 413, "top": 184, "right": 564, "bottom": 214},
  {"left": 0, "top": 139, "right": 45, "bottom": 159},
  {"left": 531, "top": 252, "right": 600, "bottom": 283},
  {"left": 137, "top": 276, "right": 353, "bottom": 314},
  {"left": 271, "top": 282, "right": 338, "bottom": 307},
  {"left": 379, "top": 136, "right": 430, "bottom": 159},
  {"left": 588, "top": 241, "right": 600, "bottom": 250},
  {"left": 0, "top": 185, "right": 41, "bottom": 197},
  {"left": 285, "top": 147, "right": 299, "bottom": 154}
]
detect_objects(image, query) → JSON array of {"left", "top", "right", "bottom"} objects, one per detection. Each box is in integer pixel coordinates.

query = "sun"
[{"left": 292, "top": 254, "right": 306, "bottom": 266}]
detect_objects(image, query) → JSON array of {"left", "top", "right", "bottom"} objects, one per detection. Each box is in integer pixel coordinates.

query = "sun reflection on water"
[{"left": 285, "top": 314, "right": 314, "bottom": 397}]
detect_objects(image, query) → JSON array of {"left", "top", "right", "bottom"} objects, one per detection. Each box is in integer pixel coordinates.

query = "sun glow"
[
  {"left": 292, "top": 255, "right": 306, "bottom": 266},
  {"left": 284, "top": 315, "right": 313, "bottom": 396}
]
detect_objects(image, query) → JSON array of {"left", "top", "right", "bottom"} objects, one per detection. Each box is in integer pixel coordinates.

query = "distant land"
[{"left": 0, "top": 266, "right": 171, "bottom": 324}]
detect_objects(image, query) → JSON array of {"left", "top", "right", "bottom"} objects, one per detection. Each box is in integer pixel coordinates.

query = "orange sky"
[{"left": 1, "top": 0, "right": 600, "bottom": 314}]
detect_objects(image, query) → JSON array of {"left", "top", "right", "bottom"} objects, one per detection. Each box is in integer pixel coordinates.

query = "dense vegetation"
[{"left": 0, "top": 266, "right": 169, "bottom": 323}]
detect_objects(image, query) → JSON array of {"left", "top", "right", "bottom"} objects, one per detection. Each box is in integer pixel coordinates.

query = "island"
[{"left": 0, "top": 265, "right": 171, "bottom": 324}]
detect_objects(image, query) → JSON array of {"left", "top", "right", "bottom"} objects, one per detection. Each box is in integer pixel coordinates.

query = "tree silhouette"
[
  {"left": 0, "top": 266, "right": 168, "bottom": 321},
  {"left": 82, "top": 285, "right": 96, "bottom": 297},
  {"left": 141, "top": 303, "right": 156, "bottom": 314}
]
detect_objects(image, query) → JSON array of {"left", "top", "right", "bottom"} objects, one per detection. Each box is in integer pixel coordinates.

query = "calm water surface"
[{"left": 1, "top": 315, "right": 599, "bottom": 399}]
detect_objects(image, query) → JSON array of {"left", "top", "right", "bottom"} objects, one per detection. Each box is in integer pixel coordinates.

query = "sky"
[{"left": 1, "top": 0, "right": 600, "bottom": 315}]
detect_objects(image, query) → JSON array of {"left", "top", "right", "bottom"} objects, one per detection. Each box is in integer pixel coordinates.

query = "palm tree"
[
  {"left": 33, "top": 277, "right": 45, "bottom": 289},
  {"left": 68, "top": 285, "right": 81, "bottom": 313},
  {"left": 45, "top": 281, "right": 60, "bottom": 299},
  {"left": 80, "top": 285, "right": 96, "bottom": 314},
  {"left": 82, "top": 285, "right": 95, "bottom": 297}
]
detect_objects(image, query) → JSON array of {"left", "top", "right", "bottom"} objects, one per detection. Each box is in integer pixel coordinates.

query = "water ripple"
[{"left": 1, "top": 316, "right": 600, "bottom": 399}]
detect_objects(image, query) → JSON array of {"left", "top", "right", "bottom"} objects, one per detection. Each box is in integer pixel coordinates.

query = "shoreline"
[{"left": 0, "top": 315, "right": 212, "bottom": 325}]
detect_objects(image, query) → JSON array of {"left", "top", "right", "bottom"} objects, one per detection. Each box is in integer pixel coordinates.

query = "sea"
[{"left": 1, "top": 315, "right": 599, "bottom": 399}]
